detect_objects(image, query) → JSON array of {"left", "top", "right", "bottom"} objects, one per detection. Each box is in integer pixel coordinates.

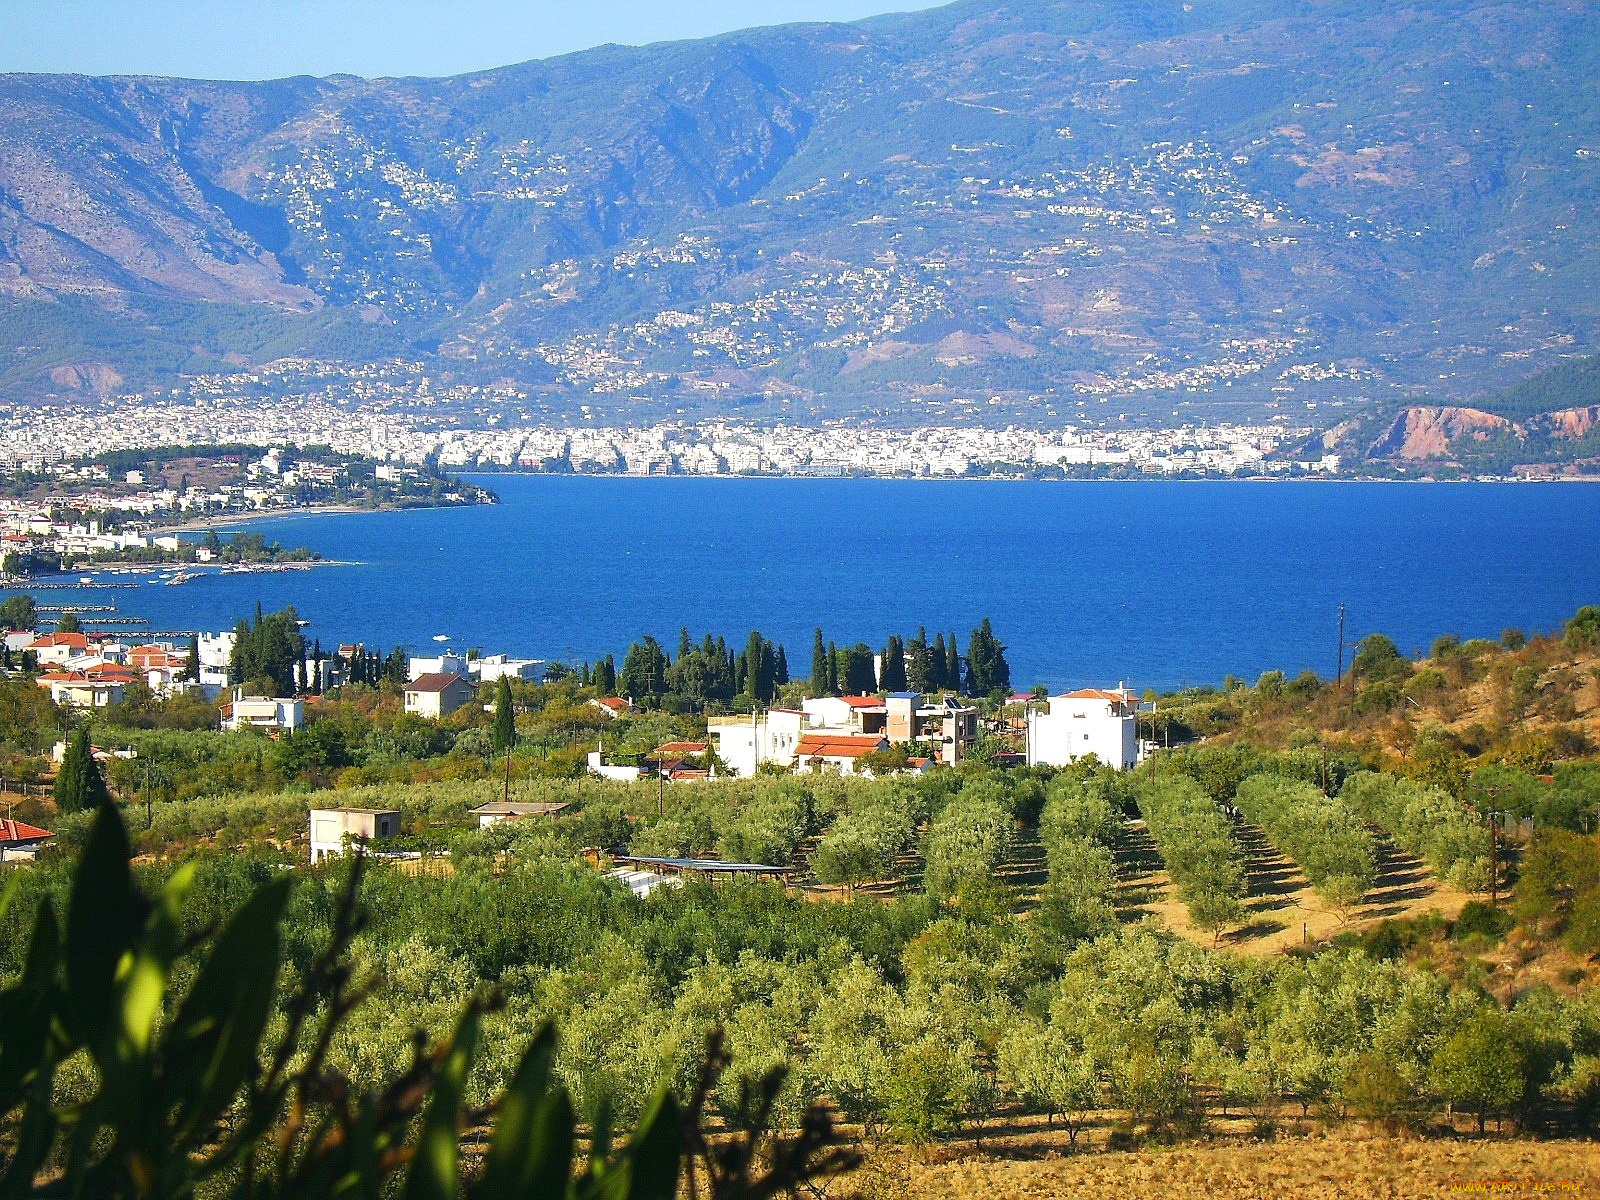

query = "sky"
[{"left": 0, "top": 0, "right": 945, "bottom": 81}]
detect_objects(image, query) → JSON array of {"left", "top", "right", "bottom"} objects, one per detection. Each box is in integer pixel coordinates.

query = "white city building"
[{"left": 1025, "top": 687, "right": 1142, "bottom": 771}]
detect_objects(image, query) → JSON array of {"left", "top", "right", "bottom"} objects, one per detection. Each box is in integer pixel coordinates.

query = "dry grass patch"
[{"left": 846, "top": 1132, "right": 1600, "bottom": 1199}]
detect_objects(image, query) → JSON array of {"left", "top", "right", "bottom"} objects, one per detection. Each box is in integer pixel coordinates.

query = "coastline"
[{"left": 162, "top": 502, "right": 392, "bottom": 534}]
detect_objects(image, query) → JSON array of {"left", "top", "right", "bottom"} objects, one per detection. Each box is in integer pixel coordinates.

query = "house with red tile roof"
[
  {"left": 403, "top": 672, "right": 475, "bottom": 719},
  {"left": 796, "top": 733, "right": 888, "bottom": 777},
  {"left": 1024, "top": 686, "right": 1142, "bottom": 770},
  {"left": 0, "top": 818, "right": 53, "bottom": 863},
  {"left": 27, "top": 631, "right": 91, "bottom": 666}
]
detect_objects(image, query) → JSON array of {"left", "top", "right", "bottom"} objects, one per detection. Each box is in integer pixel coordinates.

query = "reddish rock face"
[
  {"left": 1532, "top": 405, "right": 1600, "bottom": 440},
  {"left": 1367, "top": 406, "right": 1514, "bottom": 460}
]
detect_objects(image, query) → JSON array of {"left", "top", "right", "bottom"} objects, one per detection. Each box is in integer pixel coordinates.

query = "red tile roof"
[
  {"left": 654, "top": 741, "right": 708, "bottom": 755},
  {"left": 1063, "top": 688, "right": 1135, "bottom": 703},
  {"left": 0, "top": 818, "right": 53, "bottom": 845},
  {"left": 406, "top": 672, "right": 469, "bottom": 693},
  {"left": 29, "top": 632, "right": 90, "bottom": 649},
  {"left": 798, "top": 734, "right": 886, "bottom": 759},
  {"left": 839, "top": 695, "right": 885, "bottom": 708}
]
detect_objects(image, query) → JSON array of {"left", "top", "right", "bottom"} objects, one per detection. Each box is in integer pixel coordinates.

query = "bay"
[{"left": 11, "top": 477, "right": 1599, "bottom": 691}]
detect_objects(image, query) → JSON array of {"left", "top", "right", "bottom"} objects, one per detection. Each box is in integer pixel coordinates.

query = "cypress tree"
[
  {"left": 492, "top": 675, "right": 516, "bottom": 754},
  {"left": 54, "top": 727, "right": 111, "bottom": 813},
  {"left": 965, "top": 618, "right": 1011, "bottom": 696},
  {"left": 597, "top": 654, "right": 617, "bottom": 694},
  {"left": 930, "top": 633, "right": 948, "bottom": 690},
  {"left": 946, "top": 632, "right": 961, "bottom": 692},
  {"left": 774, "top": 644, "right": 789, "bottom": 686},
  {"left": 186, "top": 633, "right": 201, "bottom": 682},
  {"left": 810, "top": 629, "right": 828, "bottom": 692},
  {"left": 826, "top": 641, "right": 839, "bottom": 695},
  {"left": 880, "top": 634, "right": 908, "bottom": 692},
  {"left": 906, "top": 628, "right": 929, "bottom": 692}
]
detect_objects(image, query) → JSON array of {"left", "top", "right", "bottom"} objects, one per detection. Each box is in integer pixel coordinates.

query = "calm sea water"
[{"left": 10, "top": 477, "right": 1599, "bottom": 691}]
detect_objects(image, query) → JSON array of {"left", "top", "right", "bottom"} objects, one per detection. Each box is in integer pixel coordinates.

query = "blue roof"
[{"left": 887, "top": 691, "right": 921, "bottom": 699}]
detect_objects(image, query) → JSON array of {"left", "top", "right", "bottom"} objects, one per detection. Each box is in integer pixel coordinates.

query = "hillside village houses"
[
  {"left": 707, "top": 692, "right": 980, "bottom": 778},
  {"left": 8, "top": 609, "right": 1148, "bottom": 779}
]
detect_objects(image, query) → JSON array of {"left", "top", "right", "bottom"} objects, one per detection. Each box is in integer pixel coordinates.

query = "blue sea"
[{"left": 9, "top": 477, "right": 1599, "bottom": 691}]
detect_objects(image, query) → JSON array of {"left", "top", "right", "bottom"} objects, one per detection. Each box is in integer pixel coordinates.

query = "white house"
[
  {"left": 408, "top": 653, "right": 469, "bottom": 682},
  {"left": 309, "top": 807, "right": 400, "bottom": 863},
  {"left": 1025, "top": 688, "right": 1141, "bottom": 770},
  {"left": 468, "top": 801, "right": 571, "bottom": 828},
  {"left": 587, "top": 750, "right": 644, "bottom": 782},
  {"left": 705, "top": 709, "right": 805, "bottom": 777},
  {"left": 221, "top": 689, "right": 304, "bottom": 734},
  {"left": 403, "top": 672, "right": 475, "bottom": 719},
  {"left": 795, "top": 733, "right": 888, "bottom": 777},
  {"left": 0, "top": 818, "right": 53, "bottom": 863},
  {"left": 476, "top": 654, "right": 544, "bottom": 683}
]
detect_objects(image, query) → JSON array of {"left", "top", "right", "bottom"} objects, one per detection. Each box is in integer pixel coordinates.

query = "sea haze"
[{"left": 13, "top": 478, "right": 1600, "bottom": 692}]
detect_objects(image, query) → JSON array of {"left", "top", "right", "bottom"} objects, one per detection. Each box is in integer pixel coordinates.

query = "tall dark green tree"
[
  {"left": 54, "top": 726, "right": 111, "bottom": 813},
  {"left": 839, "top": 643, "right": 877, "bottom": 695},
  {"left": 965, "top": 618, "right": 1011, "bottom": 696},
  {"left": 185, "top": 633, "right": 200, "bottom": 682},
  {"left": 0, "top": 593, "right": 36, "bottom": 631},
  {"left": 826, "top": 641, "right": 840, "bottom": 695},
  {"left": 743, "top": 631, "right": 777, "bottom": 705},
  {"left": 597, "top": 654, "right": 617, "bottom": 694},
  {"left": 945, "top": 631, "right": 961, "bottom": 692},
  {"left": 229, "top": 606, "right": 307, "bottom": 695},
  {"left": 907, "top": 628, "right": 931, "bottom": 692},
  {"left": 810, "top": 629, "right": 828, "bottom": 694},
  {"left": 55, "top": 610, "right": 82, "bottom": 635},
  {"left": 619, "top": 635, "right": 669, "bottom": 703},
  {"left": 880, "top": 634, "right": 908, "bottom": 692},
  {"left": 492, "top": 675, "right": 516, "bottom": 754},
  {"left": 930, "top": 633, "right": 948, "bottom": 690},
  {"left": 774, "top": 644, "right": 790, "bottom": 686}
]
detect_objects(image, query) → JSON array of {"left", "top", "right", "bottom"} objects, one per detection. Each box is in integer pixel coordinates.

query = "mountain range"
[{"left": 3, "top": 0, "right": 1600, "bottom": 431}]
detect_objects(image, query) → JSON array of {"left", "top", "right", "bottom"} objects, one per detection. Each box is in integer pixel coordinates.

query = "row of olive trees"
[
  {"left": 809, "top": 781, "right": 932, "bottom": 890},
  {"left": 718, "top": 777, "right": 815, "bottom": 865},
  {"left": 1233, "top": 774, "right": 1377, "bottom": 917},
  {"left": 1033, "top": 770, "right": 1128, "bottom": 951},
  {"left": 1341, "top": 771, "right": 1492, "bottom": 892},
  {"left": 1136, "top": 774, "right": 1248, "bottom": 938},
  {"left": 920, "top": 781, "right": 1015, "bottom": 903}
]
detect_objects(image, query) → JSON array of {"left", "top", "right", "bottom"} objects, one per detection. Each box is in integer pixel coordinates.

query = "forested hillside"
[{"left": 4, "top": 0, "right": 1600, "bottom": 425}]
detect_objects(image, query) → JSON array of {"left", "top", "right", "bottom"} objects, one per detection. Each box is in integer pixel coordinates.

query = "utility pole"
[{"left": 1336, "top": 603, "right": 1347, "bottom": 687}]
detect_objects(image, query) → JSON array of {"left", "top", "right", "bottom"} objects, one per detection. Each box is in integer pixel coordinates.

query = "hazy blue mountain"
[{"left": 3, "top": 0, "right": 1599, "bottom": 427}]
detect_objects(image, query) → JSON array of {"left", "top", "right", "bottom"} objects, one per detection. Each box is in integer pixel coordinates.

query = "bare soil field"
[{"left": 846, "top": 1132, "right": 1600, "bottom": 1199}]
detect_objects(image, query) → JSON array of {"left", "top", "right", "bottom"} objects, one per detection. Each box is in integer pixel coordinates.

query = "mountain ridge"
[{"left": 3, "top": 0, "right": 1600, "bottom": 428}]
